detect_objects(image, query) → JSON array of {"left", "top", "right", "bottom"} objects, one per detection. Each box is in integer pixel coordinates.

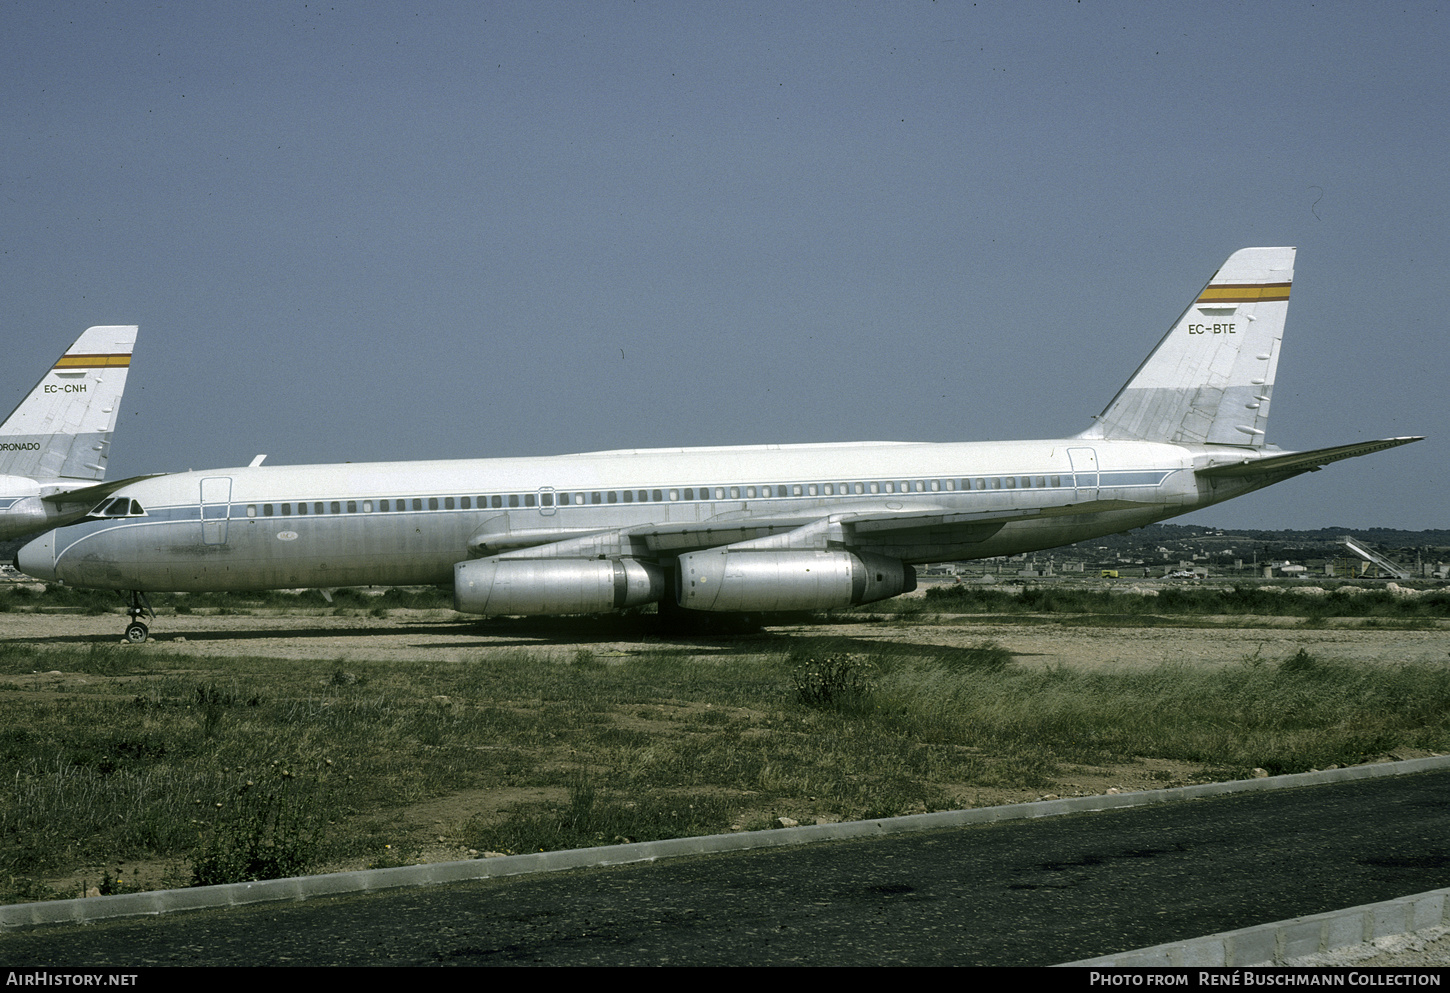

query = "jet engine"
[
  {"left": 676, "top": 548, "right": 915, "bottom": 612},
  {"left": 453, "top": 557, "right": 666, "bottom": 616},
  {"left": 0, "top": 491, "right": 47, "bottom": 542}
]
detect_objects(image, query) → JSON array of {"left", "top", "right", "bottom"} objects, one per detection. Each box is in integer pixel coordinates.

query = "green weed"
[
  {"left": 790, "top": 652, "right": 877, "bottom": 710},
  {"left": 191, "top": 764, "right": 327, "bottom": 886}
]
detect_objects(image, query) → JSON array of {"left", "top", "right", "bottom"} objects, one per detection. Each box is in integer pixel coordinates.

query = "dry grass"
[{"left": 1, "top": 615, "right": 1447, "bottom": 904}]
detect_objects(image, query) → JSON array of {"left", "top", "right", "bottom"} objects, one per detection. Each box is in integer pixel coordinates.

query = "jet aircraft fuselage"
[{"left": 17, "top": 436, "right": 1227, "bottom": 590}]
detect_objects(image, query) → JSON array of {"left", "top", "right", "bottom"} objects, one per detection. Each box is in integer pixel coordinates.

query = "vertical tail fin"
[
  {"left": 1081, "top": 247, "right": 1294, "bottom": 447},
  {"left": 0, "top": 325, "right": 138, "bottom": 481}
]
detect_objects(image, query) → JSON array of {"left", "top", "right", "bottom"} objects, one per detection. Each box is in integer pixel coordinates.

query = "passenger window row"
[
  {"left": 238, "top": 475, "right": 1071, "bottom": 519},
  {"left": 246, "top": 493, "right": 543, "bottom": 517},
  {"left": 553, "top": 475, "right": 1064, "bottom": 505}
]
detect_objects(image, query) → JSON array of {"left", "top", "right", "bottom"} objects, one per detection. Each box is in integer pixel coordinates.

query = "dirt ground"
[{"left": 3, "top": 608, "right": 1447, "bottom": 669}]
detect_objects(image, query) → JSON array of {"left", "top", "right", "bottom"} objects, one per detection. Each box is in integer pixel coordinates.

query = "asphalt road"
[{"left": 5, "top": 770, "right": 1449, "bottom": 967}]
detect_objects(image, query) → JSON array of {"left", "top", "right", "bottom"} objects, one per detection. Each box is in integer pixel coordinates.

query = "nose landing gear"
[{"left": 122, "top": 591, "right": 155, "bottom": 644}]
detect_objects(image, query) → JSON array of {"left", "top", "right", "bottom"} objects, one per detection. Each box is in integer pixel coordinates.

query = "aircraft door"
[
  {"left": 1067, "top": 448, "right": 1099, "bottom": 502},
  {"left": 200, "top": 476, "right": 232, "bottom": 545},
  {"left": 538, "top": 486, "right": 556, "bottom": 517}
]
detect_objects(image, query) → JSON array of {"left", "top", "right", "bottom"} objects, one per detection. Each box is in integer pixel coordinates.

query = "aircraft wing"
[
  {"left": 39, "top": 473, "right": 169, "bottom": 506},
  {"left": 473, "top": 503, "right": 1048, "bottom": 564},
  {"left": 1196, "top": 437, "right": 1423, "bottom": 478}
]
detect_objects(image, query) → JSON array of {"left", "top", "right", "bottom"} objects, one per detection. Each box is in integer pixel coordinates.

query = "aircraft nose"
[{"left": 15, "top": 531, "right": 57, "bottom": 581}]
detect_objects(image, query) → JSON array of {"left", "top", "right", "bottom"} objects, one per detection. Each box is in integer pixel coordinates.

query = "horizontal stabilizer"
[{"left": 1196, "top": 437, "right": 1423, "bottom": 478}]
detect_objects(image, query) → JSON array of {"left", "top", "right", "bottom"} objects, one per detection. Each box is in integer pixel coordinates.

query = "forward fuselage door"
[
  {"left": 200, "top": 476, "right": 232, "bottom": 545},
  {"left": 538, "top": 486, "right": 557, "bottom": 517},
  {"left": 1067, "top": 447, "right": 1099, "bottom": 503}
]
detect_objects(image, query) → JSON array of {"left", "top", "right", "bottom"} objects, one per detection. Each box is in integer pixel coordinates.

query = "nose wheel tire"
[{"left": 121, "top": 590, "right": 155, "bottom": 644}]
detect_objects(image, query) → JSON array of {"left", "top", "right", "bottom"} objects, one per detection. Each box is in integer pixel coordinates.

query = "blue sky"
[{"left": 2, "top": 1, "right": 1444, "bottom": 530}]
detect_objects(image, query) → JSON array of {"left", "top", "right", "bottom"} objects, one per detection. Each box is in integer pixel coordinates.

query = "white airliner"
[
  {"left": 16, "top": 249, "right": 1421, "bottom": 642},
  {"left": 0, "top": 325, "right": 144, "bottom": 542}
]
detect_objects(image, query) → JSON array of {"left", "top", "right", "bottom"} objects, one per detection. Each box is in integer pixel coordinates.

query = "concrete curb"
[
  {"left": 5, "top": 753, "right": 1448, "bottom": 930},
  {"left": 1057, "top": 887, "right": 1450, "bottom": 967}
]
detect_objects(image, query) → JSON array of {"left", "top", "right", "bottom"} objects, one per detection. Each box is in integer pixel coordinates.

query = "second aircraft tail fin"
[
  {"left": 0, "top": 325, "right": 138, "bottom": 481},
  {"left": 1081, "top": 247, "right": 1295, "bottom": 447}
]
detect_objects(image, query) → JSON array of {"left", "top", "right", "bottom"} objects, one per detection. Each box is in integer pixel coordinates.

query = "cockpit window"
[{"left": 89, "top": 496, "right": 145, "bottom": 518}]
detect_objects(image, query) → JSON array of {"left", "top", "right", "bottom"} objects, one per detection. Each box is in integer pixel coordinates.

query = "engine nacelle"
[
  {"left": 676, "top": 549, "right": 916, "bottom": 612},
  {"left": 453, "top": 557, "right": 666, "bottom": 616}
]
